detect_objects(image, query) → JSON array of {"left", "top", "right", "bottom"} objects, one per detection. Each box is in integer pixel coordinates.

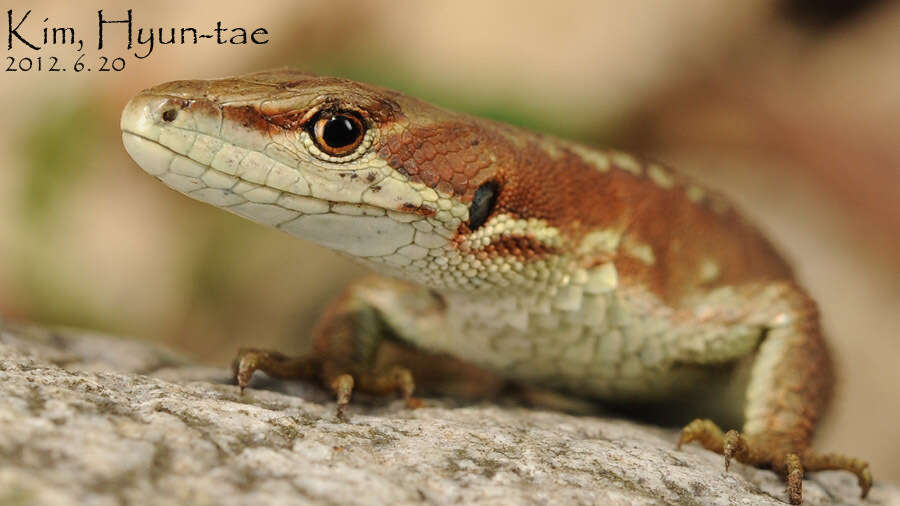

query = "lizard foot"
[
  {"left": 676, "top": 418, "right": 871, "bottom": 504},
  {"left": 232, "top": 348, "right": 423, "bottom": 420}
]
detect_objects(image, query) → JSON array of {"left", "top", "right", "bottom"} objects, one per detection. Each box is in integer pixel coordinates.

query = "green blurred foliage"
[
  {"left": 183, "top": 215, "right": 269, "bottom": 312},
  {"left": 15, "top": 96, "right": 107, "bottom": 329},
  {"left": 20, "top": 98, "right": 102, "bottom": 224}
]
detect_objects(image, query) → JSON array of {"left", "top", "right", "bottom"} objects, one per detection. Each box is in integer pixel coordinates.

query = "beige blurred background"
[{"left": 1, "top": 0, "right": 898, "bottom": 481}]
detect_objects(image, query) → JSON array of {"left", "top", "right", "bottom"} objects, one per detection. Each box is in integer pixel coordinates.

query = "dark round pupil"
[{"left": 321, "top": 115, "right": 360, "bottom": 148}]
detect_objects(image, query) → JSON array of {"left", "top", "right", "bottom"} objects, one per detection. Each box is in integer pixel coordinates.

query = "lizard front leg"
[
  {"left": 232, "top": 276, "right": 504, "bottom": 419},
  {"left": 676, "top": 283, "right": 871, "bottom": 504}
]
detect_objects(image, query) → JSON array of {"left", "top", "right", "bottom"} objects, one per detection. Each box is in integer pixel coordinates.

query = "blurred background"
[{"left": 1, "top": 0, "right": 898, "bottom": 481}]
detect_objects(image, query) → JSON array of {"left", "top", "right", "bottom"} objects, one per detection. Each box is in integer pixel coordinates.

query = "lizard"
[{"left": 120, "top": 69, "right": 871, "bottom": 504}]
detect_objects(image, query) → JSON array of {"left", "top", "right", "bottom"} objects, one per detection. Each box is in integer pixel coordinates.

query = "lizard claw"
[{"left": 722, "top": 429, "right": 746, "bottom": 472}]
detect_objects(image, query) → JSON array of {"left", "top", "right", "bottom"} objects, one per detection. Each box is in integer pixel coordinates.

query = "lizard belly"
[{"left": 405, "top": 288, "right": 720, "bottom": 401}]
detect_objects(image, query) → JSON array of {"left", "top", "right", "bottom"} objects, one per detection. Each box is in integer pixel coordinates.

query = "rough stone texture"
[{"left": 0, "top": 319, "right": 895, "bottom": 506}]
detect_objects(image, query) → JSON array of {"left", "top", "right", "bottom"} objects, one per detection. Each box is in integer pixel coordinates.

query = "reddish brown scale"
[
  {"left": 378, "top": 123, "right": 497, "bottom": 199},
  {"left": 266, "top": 110, "right": 307, "bottom": 131},
  {"left": 379, "top": 118, "right": 793, "bottom": 305},
  {"left": 766, "top": 289, "right": 833, "bottom": 451},
  {"left": 401, "top": 203, "right": 437, "bottom": 217},
  {"left": 223, "top": 105, "right": 273, "bottom": 133},
  {"left": 469, "top": 235, "right": 559, "bottom": 261},
  {"left": 184, "top": 99, "right": 219, "bottom": 118}
]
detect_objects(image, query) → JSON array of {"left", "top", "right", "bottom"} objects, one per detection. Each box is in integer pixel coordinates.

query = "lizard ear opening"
[{"left": 468, "top": 181, "right": 499, "bottom": 231}]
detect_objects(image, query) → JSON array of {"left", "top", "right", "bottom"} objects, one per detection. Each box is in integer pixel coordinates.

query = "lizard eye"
[
  {"left": 468, "top": 181, "right": 499, "bottom": 231},
  {"left": 309, "top": 112, "right": 365, "bottom": 157}
]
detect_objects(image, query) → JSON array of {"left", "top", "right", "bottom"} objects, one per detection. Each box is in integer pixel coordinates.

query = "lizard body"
[{"left": 120, "top": 70, "right": 869, "bottom": 503}]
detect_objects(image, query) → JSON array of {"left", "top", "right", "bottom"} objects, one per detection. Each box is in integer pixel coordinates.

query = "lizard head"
[{"left": 121, "top": 70, "right": 572, "bottom": 292}]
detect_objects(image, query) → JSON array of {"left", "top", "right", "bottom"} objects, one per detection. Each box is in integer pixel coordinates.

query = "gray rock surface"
[{"left": 0, "top": 319, "right": 895, "bottom": 506}]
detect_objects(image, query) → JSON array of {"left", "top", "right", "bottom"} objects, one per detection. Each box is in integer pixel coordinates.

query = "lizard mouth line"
[{"left": 122, "top": 130, "right": 407, "bottom": 220}]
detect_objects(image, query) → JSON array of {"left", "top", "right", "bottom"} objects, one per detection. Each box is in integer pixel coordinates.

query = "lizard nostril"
[{"left": 161, "top": 109, "right": 177, "bottom": 122}]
